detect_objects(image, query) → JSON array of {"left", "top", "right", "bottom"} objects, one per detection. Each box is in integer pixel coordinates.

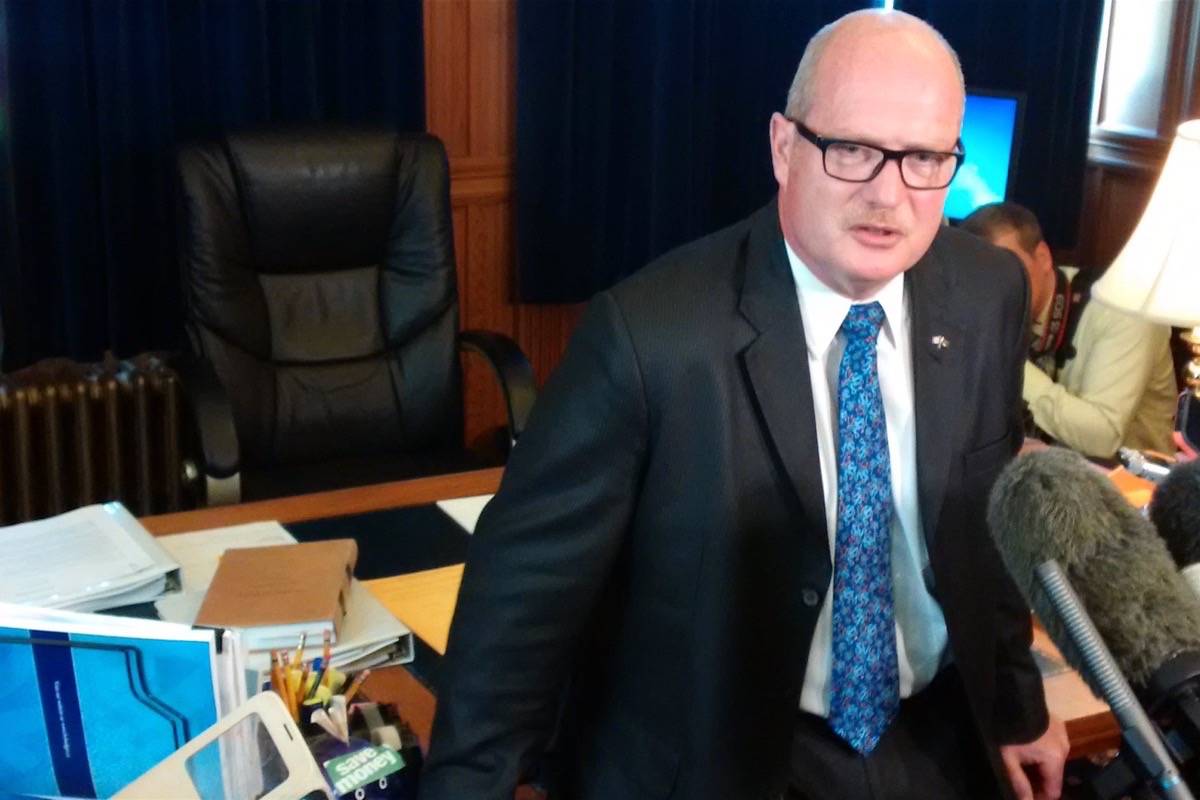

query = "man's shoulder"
[
  {"left": 604, "top": 205, "right": 768, "bottom": 322},
  {"left": 619, "top": 213, "right": 757, "bottom": 294},
  {"left": 929, "top": 223, "right": 1027, "bottom": 298},
  {"left": 932, "top": 223, "right": 1023, "bottom": 271}
]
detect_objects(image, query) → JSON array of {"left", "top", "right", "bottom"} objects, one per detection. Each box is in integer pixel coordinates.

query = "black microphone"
[
  {"left": 989, "top": 447, "right": 1200, "bottom": 686},
  {"left": 988, "top": 447, "right": 1200, "bottom": 799},
  {"left": 1148, "top": 459, "right": 1200, "bottom": 758},
  {"left": 1150, "top": 460, "right": 1200, "bottom": 587}
]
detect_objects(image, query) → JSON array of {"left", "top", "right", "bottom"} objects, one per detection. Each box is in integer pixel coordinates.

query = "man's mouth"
[{"left": 849, "top": 223, "right": 903, "bottom": 247}]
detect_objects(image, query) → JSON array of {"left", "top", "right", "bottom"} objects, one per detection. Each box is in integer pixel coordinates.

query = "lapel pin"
[{"left": 931, "top": 335, "right": 949, "bottom": 351}]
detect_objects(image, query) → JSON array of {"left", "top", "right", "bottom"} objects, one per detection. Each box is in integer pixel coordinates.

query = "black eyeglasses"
[{"left": 788, "top": 118, "right": 965, "bottom": 190}]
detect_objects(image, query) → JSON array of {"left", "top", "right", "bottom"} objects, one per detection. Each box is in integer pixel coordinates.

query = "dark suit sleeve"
[
  {"left": 989, "top": 256, "right": 1051, "bottom": 744},
  {"left": 418, "top": 291, "right": 649, "bottom": 799}
]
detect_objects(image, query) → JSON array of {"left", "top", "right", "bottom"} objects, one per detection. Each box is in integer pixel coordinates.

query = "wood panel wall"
[
  {"left": 424, "top": 0, "right": 584, "bottom": 447},
  {"left": 1071, "top": 0, "right": 1200, "bottom": 269},
  {"left": 1067, "top": 0, "right": 1200, "bottom": 384},
  {"left": 1071, "top": 159, "right": 1160, "bottom": 269}
]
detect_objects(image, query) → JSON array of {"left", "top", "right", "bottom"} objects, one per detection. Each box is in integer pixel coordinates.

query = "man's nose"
[{"left": 860, "top": 157, "right": 905, "bottom": 206}]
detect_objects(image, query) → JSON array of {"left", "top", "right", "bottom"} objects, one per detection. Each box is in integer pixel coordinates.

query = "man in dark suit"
[{"left": 420, "top": 9, "right": 1068, "bottom": 800}]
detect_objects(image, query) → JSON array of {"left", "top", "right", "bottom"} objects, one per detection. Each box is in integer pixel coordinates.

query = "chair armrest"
[
  {"left": 458, "top": 330, "right": 538, "bottom": 442},
  {"left": 172, "top": 353, "right": 240, "bottom": 480}
]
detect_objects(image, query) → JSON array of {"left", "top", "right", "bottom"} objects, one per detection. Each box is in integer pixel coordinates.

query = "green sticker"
[{"left": 323, "top": 744, "right": 406, "bottom": 796}]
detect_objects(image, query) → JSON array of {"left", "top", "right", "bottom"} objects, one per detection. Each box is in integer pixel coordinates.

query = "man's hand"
[{"left": 999, "top": 715, "right": 1069, "bottom": 800}]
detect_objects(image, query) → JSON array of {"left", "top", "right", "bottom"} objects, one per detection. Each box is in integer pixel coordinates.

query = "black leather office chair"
[{"left": 175, "top": 128, "right": 535, "bottom": 503}]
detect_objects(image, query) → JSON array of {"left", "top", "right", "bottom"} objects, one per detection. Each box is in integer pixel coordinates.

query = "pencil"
[
  {"left": 294, "top": 632, "right": 307, "bottom": 668},
  {"left": 342, "top": 668, "right": 371, "bottom": 704},
  {"left": 270, "top": 653, "right": 285, "bottom": 704},
  {"left": 299, "top": 660, "right": 312, "bottom": 701},
  {"left": 273, "top": 651, "right": 295, "bottom": 720},
  {"left": 285, "top": 652, "right": 304, "bottom": 722}
]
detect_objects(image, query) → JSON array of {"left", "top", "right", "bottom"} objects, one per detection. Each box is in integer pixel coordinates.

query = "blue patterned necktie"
[{"left": 827, "top": 301, "right": 899, "bottom": 755}]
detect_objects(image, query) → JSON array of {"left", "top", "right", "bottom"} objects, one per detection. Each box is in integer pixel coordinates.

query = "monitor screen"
[{"left": 944, "top": 90, "right": 1023, "bottom": 220}]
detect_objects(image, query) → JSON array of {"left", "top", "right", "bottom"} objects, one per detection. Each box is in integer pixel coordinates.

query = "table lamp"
[{"left": 1091, "top": 119, "right": 1200, "bottom": 394}]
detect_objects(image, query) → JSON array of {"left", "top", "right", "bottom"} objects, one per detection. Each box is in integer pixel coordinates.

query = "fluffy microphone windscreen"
[
  {"left": 987, "top": 447, "right": 1200, "bottom": 687},
  {"left": 1150, "top": 459, "right": 1200, "bottom": 568}
]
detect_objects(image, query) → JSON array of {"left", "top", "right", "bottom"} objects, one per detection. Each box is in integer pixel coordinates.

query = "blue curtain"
[
  {"left": 898, "top": 0, "right": 1104, "bottom": 258},
  {"left": 514, "top": 0, "right": 1103, "bottom": 303},
  {"left": 0, "top": 0, "right": 424, "bottom": 370},
  {"left": 515, "top": 0, "right": 869, "bottom": 303}
]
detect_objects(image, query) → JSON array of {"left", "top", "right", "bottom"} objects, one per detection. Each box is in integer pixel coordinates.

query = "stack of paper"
[
  {"left": 154, "top": 522, "right": 413, "bottom": 679},
  {"left": 0, "top": 503, "right": 180, "bottom": 612}
]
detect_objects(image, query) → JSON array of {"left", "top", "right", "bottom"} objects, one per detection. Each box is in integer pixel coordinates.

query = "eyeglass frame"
[{"left": 787, "top": 117, "right": 966, "bottom": 190}]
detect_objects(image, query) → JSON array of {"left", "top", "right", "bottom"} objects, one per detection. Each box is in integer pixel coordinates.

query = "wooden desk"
[
  {"left": 1035, "top": 625, "right": 1118, "bottom": 758},
  {"left": 141, "top": 466, "right": 1119, "bottom": 760},
  {"left": 141, "top": 468, "right": 504, "bottom": 535},
  {"left": 142, "top": 468, "right": 502, "bottom": 750}
]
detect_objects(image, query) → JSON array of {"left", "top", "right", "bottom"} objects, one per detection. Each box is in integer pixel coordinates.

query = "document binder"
[
  {"left": 195, "top": 539, "right": 357, "bottom": 651},
  {"left": 0, "top": 603, "right": 245, "bottom": 799},
  {"left": 0, "top": 503, "right": 181, "bottom": 612}
]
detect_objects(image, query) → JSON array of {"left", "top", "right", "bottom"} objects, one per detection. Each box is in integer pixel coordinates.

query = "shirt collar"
[{"left": 784, "top": 240, "right": 907, "bottom": 360}]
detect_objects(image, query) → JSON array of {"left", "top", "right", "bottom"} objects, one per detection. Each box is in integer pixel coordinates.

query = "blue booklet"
[{"left": 0, "top": 603, "right": 244, "bottom": 798}]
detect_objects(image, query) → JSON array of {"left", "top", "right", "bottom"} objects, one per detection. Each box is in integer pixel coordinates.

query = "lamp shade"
[{"left": 1092, "top": 119, "right": 1200, "bottom": 327}]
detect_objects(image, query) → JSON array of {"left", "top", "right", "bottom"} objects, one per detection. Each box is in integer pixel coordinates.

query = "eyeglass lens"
[{"left": 823, "top": 142, "right": 958, "bottom": 188}]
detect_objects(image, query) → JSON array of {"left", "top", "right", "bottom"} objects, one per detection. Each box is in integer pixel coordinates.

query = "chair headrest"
[{"left": 225, "top": 128, "right": 429, "bottom": 273}]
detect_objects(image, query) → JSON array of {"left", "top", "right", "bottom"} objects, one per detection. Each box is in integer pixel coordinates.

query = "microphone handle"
[
  {"left": 1119, "top": 447, "right": 1171, "bottom": 483},
  {"left": 1035, "top": 560, "right": 1194, "bottom": 800}
]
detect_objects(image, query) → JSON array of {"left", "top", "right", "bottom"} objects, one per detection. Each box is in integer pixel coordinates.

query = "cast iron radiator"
[{"left": 0, "top": 354, "right": 190, "bottom": 524}]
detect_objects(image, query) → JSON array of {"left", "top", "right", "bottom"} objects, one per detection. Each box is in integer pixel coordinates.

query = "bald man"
[{"left": 421, "top": 10, "right": 1066, "bottom": 800}]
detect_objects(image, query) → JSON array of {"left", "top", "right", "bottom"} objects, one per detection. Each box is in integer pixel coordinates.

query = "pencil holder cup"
[{"left": 306, "top": 733, "right": 417, "bottom": 800}]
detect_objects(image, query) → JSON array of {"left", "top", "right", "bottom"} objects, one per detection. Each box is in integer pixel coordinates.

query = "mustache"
[{"left": 845, "top": 214, "right": 907, "bottom": 234}]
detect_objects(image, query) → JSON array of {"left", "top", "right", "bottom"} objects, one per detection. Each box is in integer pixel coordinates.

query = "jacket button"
[{"left": 801, "top": 588, "right": 820, "bottom": 607}]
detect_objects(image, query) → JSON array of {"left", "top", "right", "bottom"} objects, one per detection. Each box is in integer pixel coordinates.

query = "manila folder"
[{"left": 195, "top": 539, "right": 357, "bottom": 647}]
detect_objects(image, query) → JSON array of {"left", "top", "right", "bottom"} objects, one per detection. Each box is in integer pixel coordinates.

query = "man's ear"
[
  {"left": 769, "top": 112, "right": 794, "bottom": 188},
  {"left": 1033, "top": 240, "right": 1054, "bottom": 274}
]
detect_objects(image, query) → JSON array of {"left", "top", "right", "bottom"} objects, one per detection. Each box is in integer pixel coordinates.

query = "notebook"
[{"left": 195, "top": 539, "right": 357, "bottom": 651}]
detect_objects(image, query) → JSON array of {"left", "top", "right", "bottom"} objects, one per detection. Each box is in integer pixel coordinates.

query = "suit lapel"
[
  {"left": 907, "top": 241, "right": 966, "bottom": 550},
  {"left": 737, "top": 203, "right": 830, "bottom": 564},
  {"left": 736, "top": 209, "right": 967, "bottom": 559}
]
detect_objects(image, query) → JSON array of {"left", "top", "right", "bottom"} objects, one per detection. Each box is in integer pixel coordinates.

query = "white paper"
[
  {"left": 154, "top": 522, "right": 298, "bottom": 623},
  {"left": 0, "top": 503, "right": 179, "bottom": 611},
  {"left": 435, "top": 493, "right": 494, "bottom": 534}
]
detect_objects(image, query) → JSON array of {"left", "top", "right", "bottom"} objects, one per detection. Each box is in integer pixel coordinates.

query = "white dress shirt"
[{"left": 785, "top": 243, "right": 950, "bottom": 718}]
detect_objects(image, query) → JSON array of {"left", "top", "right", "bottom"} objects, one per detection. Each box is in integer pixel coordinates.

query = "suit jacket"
[{"left": 420, "top": 201, "right": 1048, "bottom": 800}]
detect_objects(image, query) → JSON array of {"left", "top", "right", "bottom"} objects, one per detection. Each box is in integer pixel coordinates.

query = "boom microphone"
[
  {"left": 988, "top": 447, "right": 1200, "bottom": 798},
  {"left": 1150, "top": 459, "right": 1200, "bottom": 594},
  {"left": 987, "top": 447, "right": 1200, "bottom": 687}
]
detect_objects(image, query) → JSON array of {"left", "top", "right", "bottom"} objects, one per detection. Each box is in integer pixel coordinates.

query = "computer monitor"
[{"left": 944, "top": 89, "right": 1025, "bottom": 221}]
